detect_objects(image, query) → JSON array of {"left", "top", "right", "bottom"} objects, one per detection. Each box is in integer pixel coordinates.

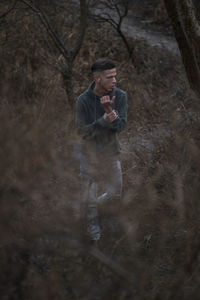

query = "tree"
[
  {"left": 24, "top": 0, "right": 88, "bottom": 110},
  {"left": 164, "top": 0, "right": 200, "bottom": 98},
  {"left": 89, "top": 0, "right": 134, "bottom": 59},
  {"left": 0, "top": 0, "right": 88, "bottom": 110}
]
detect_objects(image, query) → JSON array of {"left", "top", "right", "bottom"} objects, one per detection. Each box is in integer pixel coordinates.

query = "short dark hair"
[{"left": 91, "top": 58, "right": 116, "bottom": 73}]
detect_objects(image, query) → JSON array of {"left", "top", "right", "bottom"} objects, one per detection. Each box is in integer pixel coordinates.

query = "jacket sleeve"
[
  {"left": 96, "top": 92, "right": 128, "bottom": 132},
  {"left": 75, "top": 98, "right": 99, "bottom": 140}
]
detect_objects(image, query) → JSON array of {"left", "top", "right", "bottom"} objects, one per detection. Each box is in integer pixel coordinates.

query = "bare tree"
[
  {"left": 1, "top": 0, "right": 88, "bottom": 110},
  {"left": 164, "top": 0, "right": 200, "bottom": 98},
  {"left": 21, "top": 0, "right": 88, "bottom": 110},
  {"left": 89, "top": 0, "right": 134, "bottom": 59}
]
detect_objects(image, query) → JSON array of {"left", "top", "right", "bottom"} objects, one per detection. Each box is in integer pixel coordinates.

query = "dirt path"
[{"left": 122, "top": 16, "right": 179, "bottom": 55}]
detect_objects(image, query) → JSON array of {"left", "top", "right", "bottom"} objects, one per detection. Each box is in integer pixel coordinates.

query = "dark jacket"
[{"left": 75, "top": 82, "right": 128, "bottom": 155}]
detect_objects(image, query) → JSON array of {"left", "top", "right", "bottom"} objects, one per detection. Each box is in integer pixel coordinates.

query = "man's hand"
[
  {"left": 100, "top": 96, "right": 115, "bottom": 113},
  {"left": 103, "top": 110, "right": 118, "bottom": 123}
]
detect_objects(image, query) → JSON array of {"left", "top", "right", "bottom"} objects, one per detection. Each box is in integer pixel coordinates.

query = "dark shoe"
[{"left": 87, "top": 216, "right": 101, "bottom": 241}]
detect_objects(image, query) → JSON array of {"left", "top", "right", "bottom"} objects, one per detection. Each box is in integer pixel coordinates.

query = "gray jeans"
[{"left": 80, "top": 152, "right": 122, "bottom": 240}]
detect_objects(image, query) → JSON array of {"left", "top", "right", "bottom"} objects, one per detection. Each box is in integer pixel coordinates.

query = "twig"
[{"left": 89, "top": 246, "right": 136, "bottom": 286}]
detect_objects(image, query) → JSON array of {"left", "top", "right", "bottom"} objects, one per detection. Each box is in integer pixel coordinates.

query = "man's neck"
[{"left": 93, "top": 84, "right": 107, "bottom": 97}]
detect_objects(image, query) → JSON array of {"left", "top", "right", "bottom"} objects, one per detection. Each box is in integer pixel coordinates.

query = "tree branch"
[
  {"left": 70, "top": 0, "right": 87, "bottom": 60},
  {"left": 99, "top": 12, "right": 118, "bottom": 27},
  {"left": 92, "top": 14, "right": 118, "bottom": 28},
  {"left": 19, "top": 0, "right": 69, "bottom": 59},
  {"left": 114, "top": 2, "right": 122, "bottom": 19},
  {"left": 98, "top": 0, "right": 114, "bottom": 10}
]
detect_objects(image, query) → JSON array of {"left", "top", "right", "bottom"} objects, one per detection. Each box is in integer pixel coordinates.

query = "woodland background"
[{"left": 1, "top": 0, "right": 200, "bottom": 299}]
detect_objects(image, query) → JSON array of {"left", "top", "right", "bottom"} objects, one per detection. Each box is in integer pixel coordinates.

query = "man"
[{"left": 75, "top": 58, "right": 128, "bottom": 241}]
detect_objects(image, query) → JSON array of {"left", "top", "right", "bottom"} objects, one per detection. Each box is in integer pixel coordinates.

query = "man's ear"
[{"left": 94, "top": 74, "right": 100, "bottom": 83}]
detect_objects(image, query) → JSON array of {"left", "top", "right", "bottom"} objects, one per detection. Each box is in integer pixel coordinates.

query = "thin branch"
[
  {"left": 20, "top": 0, "right": 69, "bottom": 59},
  {"left": 100, "top": 12, "right": 118, "bottom": 26},
  {"left": 121, "top": 2, "right": 129, "bottom": 19},
  {"left": 114, "top": 2, "right": 122, "bottom": 19},
  {"left": 70, "top": 0, "right": 87, "bottom": 60},
  {"left": 33, "top": 13, "right": 62, "bottom": 70},
  {"left": 92, "top": 15, "right": 118, "bottom": 28},
  {"left": 98, "top": 0, "right": 114, "bottom": 10},
  {"left": 89, "top": 246, "right": 136, "bottom": 286},
  {"left": 89, "top": 0, "right": 132, "bottom": 56}
]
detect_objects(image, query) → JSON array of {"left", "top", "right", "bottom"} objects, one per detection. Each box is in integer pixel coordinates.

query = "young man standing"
[{"left": 75, "top": 58, "right": 128, "bottom": 241}]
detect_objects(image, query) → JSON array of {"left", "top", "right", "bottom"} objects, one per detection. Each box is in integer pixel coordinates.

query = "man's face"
[{"left": 96, "top": 68, "right": 117, "bottom": 92}]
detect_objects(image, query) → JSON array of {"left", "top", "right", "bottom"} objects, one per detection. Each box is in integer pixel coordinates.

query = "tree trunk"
[
  {"left": 61, "top": 65, "right": 74, "bottom": 111},
  {"left": 118, "top": 26, "right": 133, "bottom": 58},
  {"left": 61, "top": 64, "right": 76, "bottom": 132},
  {"left": 164, "top": 0, "right": 200, "bottom": 98}
]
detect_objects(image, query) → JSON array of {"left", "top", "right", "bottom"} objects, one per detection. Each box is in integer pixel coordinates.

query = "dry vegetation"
[{"left": 1, "top": 1, "right": 200, "bottom": 299}]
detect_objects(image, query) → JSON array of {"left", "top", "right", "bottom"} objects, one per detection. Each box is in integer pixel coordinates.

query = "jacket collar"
[{"left": 87, "top": 81, "right": 115, "bottom": 99}]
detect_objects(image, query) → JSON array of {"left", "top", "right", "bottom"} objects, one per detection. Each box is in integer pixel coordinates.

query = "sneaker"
[{"left": 87, "top": 217, "right": 101, "bottom": 241}]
